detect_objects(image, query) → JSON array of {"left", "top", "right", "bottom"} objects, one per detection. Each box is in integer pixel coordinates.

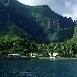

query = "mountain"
[
  {"left": 0, "top": 0, "right": 75, "bottom": 43},
  {"left": 26, "top": 5, "right": 74, "bottom": 42}
]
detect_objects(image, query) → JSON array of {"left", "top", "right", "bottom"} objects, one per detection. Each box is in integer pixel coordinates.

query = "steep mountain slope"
[
  {"left": 26, "top": 5, "right": 74, "bottom": 42},
  {"left": 0, "top": 0, "right": 75, "bottom": 43},
  {"left": 0, "top": 0, "right": 49, "bottom": 43}
]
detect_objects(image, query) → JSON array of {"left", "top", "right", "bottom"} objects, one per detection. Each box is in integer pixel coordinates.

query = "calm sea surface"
[{"left": 0, "top": 59, "right": 77, "bottom": 77}]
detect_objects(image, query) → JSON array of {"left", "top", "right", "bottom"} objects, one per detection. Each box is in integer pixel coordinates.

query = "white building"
[
  {"left": 49, "top": 53, "right": 58, "bottom": 58},
  {"left": 53, "top": 53, "right": 58, "bottom": 57},
  {"left": 8, "top": 54, "right": 20, "bottom": 58},
  {"left": 29, "top": 53, "right": 38, "bottom": 57}
]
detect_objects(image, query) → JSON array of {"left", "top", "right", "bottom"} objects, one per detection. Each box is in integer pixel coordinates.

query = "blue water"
[{"left": 0, "top": 59, "right": 77, "bottom": 77}]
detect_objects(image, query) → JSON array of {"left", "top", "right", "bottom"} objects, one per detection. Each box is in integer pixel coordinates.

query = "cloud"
[
  {"left": 63, "top": 5, "right": 77, "bottom": 20},
  {"left": 63, "top": 0, "right": 77, "bottom": 20}
]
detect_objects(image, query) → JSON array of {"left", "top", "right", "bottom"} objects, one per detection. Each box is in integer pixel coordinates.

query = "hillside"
[
  {"left": 26, "top": 5, "right": 74, "bottom": 42},
  {"left": 0, "top": 0, "right": 75, "bottom": 43}
]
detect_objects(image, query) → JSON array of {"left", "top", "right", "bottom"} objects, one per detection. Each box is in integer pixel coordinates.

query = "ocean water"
[{"left": 0, "top": 59, "right": 77, "bottom": 77}]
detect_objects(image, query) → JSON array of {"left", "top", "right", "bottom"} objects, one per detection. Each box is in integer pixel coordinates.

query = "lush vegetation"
[
  {"left": 0, "top": 0, "right": 77, "bottom": 58},
  {"left": 28, "top": 5, "right": 74, "bottom": 42},
  {"left": 0, "top": 35, "right": 37, "bottom": 56},
  {"left": 0, "top": 35, "right": 77, "bottom": 58}
]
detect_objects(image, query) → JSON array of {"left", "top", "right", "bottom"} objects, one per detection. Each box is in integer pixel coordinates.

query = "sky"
[{"left": 17, "top": 0, "right": 77, "bottom": 20}]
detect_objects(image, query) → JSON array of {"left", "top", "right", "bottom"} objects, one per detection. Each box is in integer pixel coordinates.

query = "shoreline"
[
  {"left": 0, "top": 56, "right": 77, "bottom": 60},
  {"left": 39, "top": 57, "right": 77, "bottom": 60},
  {"left": 21, "top": 56, "right": 77, "bottom": 60}
]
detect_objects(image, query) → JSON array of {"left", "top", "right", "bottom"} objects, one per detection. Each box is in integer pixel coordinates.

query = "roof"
[{"left": 8, "top": 54, "right": 19, "bottom": 56}]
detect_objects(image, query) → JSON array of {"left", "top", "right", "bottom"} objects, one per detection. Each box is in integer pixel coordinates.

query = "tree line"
[{"left": 0, "top": 35, "right": 77, "bottom": 58}]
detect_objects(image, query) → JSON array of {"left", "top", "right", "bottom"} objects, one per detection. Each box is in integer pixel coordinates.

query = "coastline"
[
  {"left": 0, "top": 55, "right": 77, "bottom": 60},
  {"left": 39, "top": 57, "right": 77, "bottom": 60}
]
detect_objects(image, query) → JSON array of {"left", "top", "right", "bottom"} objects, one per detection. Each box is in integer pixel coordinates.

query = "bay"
[{"left": 0, "top": 59, "right": 77, "bottom": 77}]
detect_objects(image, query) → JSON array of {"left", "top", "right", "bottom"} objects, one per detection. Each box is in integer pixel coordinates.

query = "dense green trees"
[
  {"left": 0, "top": 35, "right": 37, "bottom": 55},
  {"left": 0, "top": 35, "right": 77, "bottom": 58}
]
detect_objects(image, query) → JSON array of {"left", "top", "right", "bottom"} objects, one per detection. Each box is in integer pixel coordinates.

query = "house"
[
  {"left": 29, "top": 53, "right": 38, "bottom": 57},
  {"left": 48, "top": 53, "right": 52, "bottom": 58},
  {"left": 53, "top": 53, "right": 58, "bottom": 57},
  {"left": 8, "top": 54, "right": 20, "bottom": 59},
  {"left": 49, "top": 53, "right": 58, "bottom": 58}
]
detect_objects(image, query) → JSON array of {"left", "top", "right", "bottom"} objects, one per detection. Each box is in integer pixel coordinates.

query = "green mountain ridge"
[{"left": 0, "top": 0, "right": 75, "bottom": 43}]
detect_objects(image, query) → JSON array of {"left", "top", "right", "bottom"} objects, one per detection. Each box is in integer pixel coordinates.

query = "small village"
[{"left": 0, "top": 52, "right": 59, "bottom": 60}]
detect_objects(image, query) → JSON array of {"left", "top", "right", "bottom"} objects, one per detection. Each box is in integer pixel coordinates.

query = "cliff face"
[
  {"left": 73, "top": 22, "right": 77, "bottom": 39},
  {"left": 26, "top": 5, "right": 74, "bottom": 42},
  {"left": 0, "top": 0, "right": 75, "bottom": 43}
]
